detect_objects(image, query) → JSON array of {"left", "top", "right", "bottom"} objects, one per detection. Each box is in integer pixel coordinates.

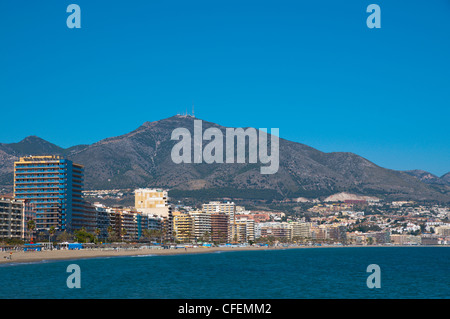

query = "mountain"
[
  {"left": 441, "top": 172, "right": 450, "bottom": 185},
  {"left": 0, "top": 115, "right": 449, "bottom": 202},
  {"left": 403, "top": 170, "right": 450, "bottom": 198},
  {"left": 6, "top": 136, "right": 64, "bottom": 155},
  {"left": 404, "top": 170, "right": 449, "bottom": 186}
]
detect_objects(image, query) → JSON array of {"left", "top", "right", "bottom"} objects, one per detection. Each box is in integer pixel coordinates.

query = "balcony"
[
  {"left": 15, "top": 174, "right": 66, "bottom": 179},
  {"left": 15, "top": 184, "right": 63, "bottom": 189},
  {"left": 15, "top": 164, "right": 57, "bottom": 169},
  {"left": 15, "top": 190, "right": 66, "bottom": 195},
  {"left": 15, "top": 169, "right": 61, "bottom": 174}
]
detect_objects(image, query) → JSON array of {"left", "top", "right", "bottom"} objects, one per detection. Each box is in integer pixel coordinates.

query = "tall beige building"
[
  {"left": 135, "top": 188, "right": 173, "bottom": 241},
  {"left": 435, "top": 225, "right": 450, "bottom": 236},
  {"left": 233, "top": 216, "right": 255, "bottom": 242},
  {"left": 291, "top": 222, "right": 311, "bottom": 238},
  {"left": 173, "top": 212, "right": 194, "bottom": 243},
  {"left": 135, "top": 188, "right": 171, "bottom": 218},
  {"left": 229, "top": 221, "right": 247, "bottom": 243}
]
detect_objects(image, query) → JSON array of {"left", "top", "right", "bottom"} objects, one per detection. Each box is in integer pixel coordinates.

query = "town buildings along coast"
[{"left": 1, "top": 155, "right": 450, "bottom": 247}]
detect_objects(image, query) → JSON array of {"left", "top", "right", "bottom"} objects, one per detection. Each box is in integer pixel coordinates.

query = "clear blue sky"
[{"left": 0, "top": 0, "right": 449, "bottom": 176}]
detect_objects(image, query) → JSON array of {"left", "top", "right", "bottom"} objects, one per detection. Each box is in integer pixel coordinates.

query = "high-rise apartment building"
[
  {"left": 93, "top": 203, "right": 110, "bottom": 240},
  {"left": 327, "top": 225, "right": 348, "bottom": 242},
  {"left": 173, "top": 211, "right": 194, "bottom": 243},
  {"left": 233, "top": 216, "right": 255, "bottom": 242},
  {"left": 202, "top": 201, "right": 236, "bottom": 221},
  {"left": 14, "top": 155, "right": 93, "bottom": 232},
  {"left": 135, "top": 188, "right": 173, "bottom": 240},
  {"left": 23, "top": 200, "right": 36, "bottom": 242},
  {"left": 0, "top": 197, "right": 24, "bottom": 240},
  {"left": 135, "top": 188, "right": 171, "bottom": 217},
  {"left": 190, "top": 211, "right": 212, "bottom": 241},
  {"left": 210, "top": 213, "right": 229, "bottom": 243},
  {"left": 107, "top": 207, "right": 147, "bottom": 241},
  {"left": 291, "top": 222, "right": 311, "bottom": 238},
  {"left": 257, "top": 222, "right": 292, "bottom": 240},
  {"left": 229, "top": 221, "right": 247, "bottom": 243}
]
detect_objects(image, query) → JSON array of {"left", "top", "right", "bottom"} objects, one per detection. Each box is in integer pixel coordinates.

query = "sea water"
[{"left": 0, "top": 247, "right": 449, "bottom": 299}]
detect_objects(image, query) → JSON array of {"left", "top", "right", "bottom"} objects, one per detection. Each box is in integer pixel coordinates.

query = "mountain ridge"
[{"left": 0, "top": 115, "right": 449, "bottom": 202}]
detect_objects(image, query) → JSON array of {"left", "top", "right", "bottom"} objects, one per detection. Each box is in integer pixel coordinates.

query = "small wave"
[{"left": 0, "top": 259, "right": 52, "bottom": 267}]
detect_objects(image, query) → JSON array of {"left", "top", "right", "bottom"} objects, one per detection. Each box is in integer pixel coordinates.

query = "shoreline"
[
  {"left": 1, "top": 245, "right": 449, "bottom": 266},
  {"left": 0, "top": 246, "right": 283, "bottom": 265}
]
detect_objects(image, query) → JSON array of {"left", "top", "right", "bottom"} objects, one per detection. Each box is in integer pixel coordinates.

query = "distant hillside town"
[{"left": 1, "top": 155, "right": 450, "bottom": 247}]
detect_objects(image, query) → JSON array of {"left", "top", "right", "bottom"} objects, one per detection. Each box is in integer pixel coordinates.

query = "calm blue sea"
[{"left": 0, "top": 247, "right": 449, "bottom": 299}]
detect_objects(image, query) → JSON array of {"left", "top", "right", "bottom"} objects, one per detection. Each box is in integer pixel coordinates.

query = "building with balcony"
[
  {"left": 210, "top": 213, "right": 229, "bottom": 243},
  {"left": 233, "top": 216, "right": 255, "bottom": 242},
  {"left": 190, "top": 210, "right": 212, "bottom": 242},
  {"left": 435, "top": 225, "right": 450, "bottom": 236},
  {"left": 107, "top": 207, "right": 145, "bottom": 241},
  {"left": 14, "top": 155, "right": 94, "bottom": 233},
  {"left": 135, "top": 188, "right": 170, "bottom": 217},
  {"left": 257, "top": 222, "right": 292, "bottom": 240},
  {"left": 202, "top": 201, "right": 236, "bottom": 221},
  {"left": 291, "top": 222, "right": 311, "bottom": 239},
  {"left": 0, "top": 197, "right": 24, "bottom": 240},
  {"left": 173, "top": 211, "right": 194, "bottom": 243},
  {"left": 93, "top": 203, "right": 110, "bottom": 240},
  {"left": 135, "top": 188, "right": 173, "bottom": 241}
]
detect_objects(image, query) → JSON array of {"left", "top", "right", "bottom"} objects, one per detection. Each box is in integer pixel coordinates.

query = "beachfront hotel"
[{"left": 13, "top": 155, "right": 95, "bottom": 233}]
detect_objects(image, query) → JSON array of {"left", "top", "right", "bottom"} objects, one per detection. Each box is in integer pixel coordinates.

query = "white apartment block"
[{"left": 202, "top": 201, "right": 236, "bottom": 220}]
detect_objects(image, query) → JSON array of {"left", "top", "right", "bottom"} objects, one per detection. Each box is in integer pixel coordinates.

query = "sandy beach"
[
  {"left": 0, "top": 245, "right": 289, "bottom": 265},
  {"left": 2, "top": 245, "right": 447, "bottom": 265}
]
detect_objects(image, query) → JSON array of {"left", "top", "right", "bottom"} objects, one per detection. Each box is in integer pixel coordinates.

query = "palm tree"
[
  {"left": 142, "top": 229, "right": 151, "bottom": 242},
  {"left": 217, "top": 231, "right": 223, "bottom": 244},
  {"left": 155, "top": 229, "right": 163, "bottom": 244},
  {"left": 107, "top": 226, "right": 114, "bottom": 243},
  {"left": 141, "top": 229, "right": 156, "bottom": 243},
  {"left": 48, "top": 226, "right": 56, "bottom": 250},
  {"left": 185, "top": 231, "right": 192, "bottom": 244},
  {"left": 48, "top": 226, "right": 56, "bottom": 238},
  {"left": 120, "top": 228, "right": 127, "bottom": 242},
  {"left": 171, "top": 230, "right": 176, "bottom": 244},
  {"left": 154, "top": 229, "right": 163, "bottom": 244},
  {"left": 202, "top": 231, "right": 211, "bottom": 243},
  {"left": 56, "top": 230, "right": 73, "bottom": 243},
  {"left": 27, "top": 220, "right": 36, "bottom": 243},
  {"left": 94, "top": 228, "right": 101, "bottom": 243}
]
